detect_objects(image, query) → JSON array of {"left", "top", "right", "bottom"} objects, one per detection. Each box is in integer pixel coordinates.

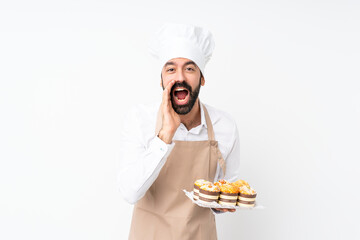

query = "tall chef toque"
[{"left": 148, "top": 23, "right": 215, "bottom": 75}]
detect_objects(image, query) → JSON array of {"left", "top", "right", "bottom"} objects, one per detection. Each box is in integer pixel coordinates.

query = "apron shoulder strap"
[
  {"left": 202, "top": 103, "right": 226, "bottom": 176},
  {"left": 202, "top": 103, "right": 215, "bottom": 141}
]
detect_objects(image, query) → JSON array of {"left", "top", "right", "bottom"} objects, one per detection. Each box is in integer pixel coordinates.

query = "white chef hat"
[{"left": 148, "top": 23, "right": 215, "bottom": 75}]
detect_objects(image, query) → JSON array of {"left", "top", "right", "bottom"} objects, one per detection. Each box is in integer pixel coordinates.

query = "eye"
[
  {"left": 186, "top": 67, "right": 195, "bottom": 71},
  {"left": 166, "top": 68, "right": 175, "bottom": 72}
]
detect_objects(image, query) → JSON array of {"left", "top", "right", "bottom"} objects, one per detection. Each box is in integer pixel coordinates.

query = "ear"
[{"left": 201, "top": 76, "right": 205, "bottom": 86}]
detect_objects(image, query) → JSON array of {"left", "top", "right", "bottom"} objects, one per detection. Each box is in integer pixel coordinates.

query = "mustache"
[{"left": 170, "top": 82, "right": 192, "bottom": 93}]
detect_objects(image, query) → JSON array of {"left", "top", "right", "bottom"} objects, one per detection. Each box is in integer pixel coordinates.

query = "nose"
[{"left": 174, "top": 69, "right": 186, "bottom": 82}]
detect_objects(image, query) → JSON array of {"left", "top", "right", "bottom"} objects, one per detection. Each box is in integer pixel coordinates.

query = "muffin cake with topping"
[
  {"left": 193, "top": 179, "right": 211, "bottom": 200},
  {"left": 218, "top": 183, "right": 239, "bottom": 206},
  {"left": 238, "top": 185, "right": 257, "bottom": 207},
  {"left": 198, "top": 183, "right": 220, "bottom": 204},
  {"left": 191, "top": 178, "right": 258, "bottom": 208}
]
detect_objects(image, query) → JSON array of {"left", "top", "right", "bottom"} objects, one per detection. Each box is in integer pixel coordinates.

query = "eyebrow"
[{"left": 164, "top": 61, "right": 198, "bottom": 68}]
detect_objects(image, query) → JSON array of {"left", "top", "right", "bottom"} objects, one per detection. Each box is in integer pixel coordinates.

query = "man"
[{"left": 118, "top": 23, "right": 240, "bottom": 240}]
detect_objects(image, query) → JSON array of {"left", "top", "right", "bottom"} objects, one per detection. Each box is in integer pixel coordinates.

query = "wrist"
[{"left": 158, "top": 129, "right": 174, "bottom": 144}]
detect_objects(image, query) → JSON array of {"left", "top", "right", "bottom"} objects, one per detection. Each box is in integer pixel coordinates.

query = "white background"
[{"left": 1, "top": 0, "right": 359, "bottom": 239}]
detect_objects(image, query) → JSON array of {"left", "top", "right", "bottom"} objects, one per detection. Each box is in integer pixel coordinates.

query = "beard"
[{"left": 162, "top": 78, "right": 201, "bottom": 115}]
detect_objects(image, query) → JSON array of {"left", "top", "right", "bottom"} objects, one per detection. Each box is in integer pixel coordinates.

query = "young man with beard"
[{"left": 118, "top": 23, "right": 240, "bottom": 240}]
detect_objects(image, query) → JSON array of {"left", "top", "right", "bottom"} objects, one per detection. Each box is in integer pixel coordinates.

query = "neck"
[{"left": 180, "top": 99, "right": 201, "bottom": 131}]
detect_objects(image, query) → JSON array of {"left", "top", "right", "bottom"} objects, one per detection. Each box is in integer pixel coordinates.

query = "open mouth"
[{"left": 172, "top": 87, "right": 190, "bottom": 105}]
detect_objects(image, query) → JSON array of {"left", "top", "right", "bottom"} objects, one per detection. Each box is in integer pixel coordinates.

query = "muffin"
[
  {"left": 193, "top": 179, "right": 211, "bottom": 200},
  {"left": 238, "top": 185, "right": 257, "bottom": 207},
  {"left": 218, "top": 183, "right": 239, "bottom": 206},
  {"left": 198, "top": 183, "right": 220, "bottom": 204}
]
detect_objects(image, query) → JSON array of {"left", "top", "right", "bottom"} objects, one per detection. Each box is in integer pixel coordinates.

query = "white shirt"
[{"left": 117, "top": 101, "right": 240, "bottom": 205}]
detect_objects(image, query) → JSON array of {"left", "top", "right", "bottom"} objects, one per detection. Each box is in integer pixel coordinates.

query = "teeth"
[{"left": 175, "top": 88, "right": 187, "bottom": 92}]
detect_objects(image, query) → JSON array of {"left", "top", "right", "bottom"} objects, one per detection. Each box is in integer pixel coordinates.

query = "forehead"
[{"left": 163, "top": 58, "right": 198, "bottom": 67}]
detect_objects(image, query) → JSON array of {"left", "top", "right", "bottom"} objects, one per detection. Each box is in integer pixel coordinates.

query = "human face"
[{"left": 161, "top": 58, "right": 205, "bottom": 115}]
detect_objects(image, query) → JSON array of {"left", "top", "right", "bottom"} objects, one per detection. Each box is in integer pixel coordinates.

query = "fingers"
[
  {"left": 213, "top": 208, "right": 236, "bottom": 213},
  {"left": 163, "top": 80, "right": 175, "bottom": 100},
  {"left": 164, "top": 79, "right": 176, "bottom": 91},
  {"left": 162, "top": 80, "right": 176, "bottom": 110}
]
